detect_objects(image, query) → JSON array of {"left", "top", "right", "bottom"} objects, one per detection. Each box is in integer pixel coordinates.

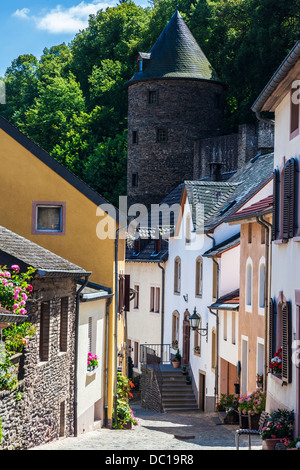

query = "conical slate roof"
[{"left": 126, "top": 10, "right": 221, "bottom": 85}]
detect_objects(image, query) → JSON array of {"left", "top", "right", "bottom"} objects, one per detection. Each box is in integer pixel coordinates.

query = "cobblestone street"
[{"left": 31, "top": 404, "right": 262, "bottom": 451}]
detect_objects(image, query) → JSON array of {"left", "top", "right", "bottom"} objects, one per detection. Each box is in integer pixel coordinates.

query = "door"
[
  {"left": 182, "top": 310, "right": 190, "bottom": 365},
  {"left": 199, "top": 372, "right": 205, "bottom": 411}
]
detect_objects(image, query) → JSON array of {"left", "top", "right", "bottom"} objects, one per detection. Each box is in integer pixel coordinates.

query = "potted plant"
[
  {"left": 247, "top": 389, "right": 266, "bottom": 430},
  {"left": 269, "top": 348, "right": 282, "bottom": 376},
  {"left": 194, "top": 346, "right": 200, "bottom": 355},
  {"left": 181, "top": 365, "right": 187, "bottom": 375},
  {"left": 87, "top": 352, "right": 98, "bottom": 371},
  {"left": 172, "top": 340, "right": 178, "bottom": 350},
  {"left": 112, "top": 373, "right": 139, "bottom": 429},
  {"left": 172, "top": 350, "right": 181, "bottom": 368},
  {"left": 281, "top": 437, "right": 300, "bottom": 450},
  {"left": 238, "top": 395, "right": 250, "bottom": 429},
  {"left": 185, "top": 374, "right": 192, "bottom": 385},
  {"left": 261, "top": 408, "right": 294, "bottom": 450},
  {"left": 256, "top": 373, "right": 263, "bottom": 389}
]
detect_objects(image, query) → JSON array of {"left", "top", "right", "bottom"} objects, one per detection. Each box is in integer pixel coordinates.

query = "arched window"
[
  {"left": 174, "top": 257, "right": 181, "bottom": 293},
  {"left": 195, "top": 256, "right": 203, "bottom": 297},
  {"left": 245, "top": 259, "right": 252, "bottom": 308},
  {"left": 172, "top": 311, "right": 180, "bottom": 348},
  {"left": 259, "top": 261, "right": 266, "bottom": 310}
]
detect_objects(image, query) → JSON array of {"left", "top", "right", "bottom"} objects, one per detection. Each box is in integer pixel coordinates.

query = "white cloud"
[
  {"left": 12, "top": 2, "right": 112, "bottom": 35},
  {"left": 12, "top": 8, "right": 30, "bottom": 19}
]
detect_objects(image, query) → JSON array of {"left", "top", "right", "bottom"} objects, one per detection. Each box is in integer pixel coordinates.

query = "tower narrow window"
[
  {"left": 132, "top": 130, "right": 138, "bottom": 144},
  {"left": 157, "top": 128, "right": 168, "bottom": 142},
  {"left": 132, "top": 172, "right": 138, "bottom": 188},
  {"left": 149, "top": 90, "right": 158, "bottom": 104}
]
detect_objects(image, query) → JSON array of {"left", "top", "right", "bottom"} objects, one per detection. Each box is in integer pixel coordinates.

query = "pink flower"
[
  {"left": 13, "top": 304, "right": 19, "bottom": 310},
  {"left": 11, "top": 265, "right": 20, "bottom": 272},
  {"left": 21, "top": 292, "right": 28, "bottom": 301},
  {"left": 20, "top": 300, "right": 26, "bottom": 306},
  {"left": 27, "top": 284, "right": 33, "bottom": 292},
  {"left": 19, "top": 308, "right": 27, "bottom": 315}
]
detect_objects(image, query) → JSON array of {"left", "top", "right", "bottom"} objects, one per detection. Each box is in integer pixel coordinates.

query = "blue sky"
[{"left": 0, "top": 0, "right": 150, "bottom": 77}]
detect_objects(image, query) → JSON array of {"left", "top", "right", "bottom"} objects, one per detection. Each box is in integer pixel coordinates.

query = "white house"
[
  {"left": 252, "top": 40, "right": 300, "bottom": 435},
  {"left": 77, "top": 281, "right": 113, "bottom": 433}
]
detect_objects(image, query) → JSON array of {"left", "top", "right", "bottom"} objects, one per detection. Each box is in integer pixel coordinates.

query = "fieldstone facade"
[{"left": 0, "top": 275, "right": 77, "bottom": 450}]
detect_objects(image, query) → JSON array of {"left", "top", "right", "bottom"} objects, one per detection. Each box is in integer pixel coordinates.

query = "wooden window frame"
[
  {"left": 32, "top": 201, "right": 66, "bottom": 236},
  {"left": 174, "top": 257, "right": 181, "bottom": 294}
]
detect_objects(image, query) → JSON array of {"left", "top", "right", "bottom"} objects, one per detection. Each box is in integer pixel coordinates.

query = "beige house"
[{"left": 227, "top": 194, "right": 273, "bottom": 394}]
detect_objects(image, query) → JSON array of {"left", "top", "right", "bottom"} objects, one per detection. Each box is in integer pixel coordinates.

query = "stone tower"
[{"left": 126, "top": 10, "right": 225, "bottom": 208}]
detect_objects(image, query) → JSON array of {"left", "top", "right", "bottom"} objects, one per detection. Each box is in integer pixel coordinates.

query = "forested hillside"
[{"left": 1, "top": 0, "right": 299, "bottom": 205}]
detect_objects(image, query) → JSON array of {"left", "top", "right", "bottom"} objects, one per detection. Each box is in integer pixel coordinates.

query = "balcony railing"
[{"left": 140, "top": 344, "right": 171, "bottom": 365}]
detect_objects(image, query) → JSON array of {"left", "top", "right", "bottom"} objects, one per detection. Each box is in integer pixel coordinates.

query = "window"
[
  {"left": 212, "top": 260, "right": 218, "bottom": 299},
  {"left": 174, "top": 257, "right": 181, "bottom": 293},
  {"left": 32, "top": 201, "right": 66, "bottom": 235},
  {"left": 246, "top": 261, "right": 252, "bottom": 308},
  {"left": 185, "top": 215, "right": 191, "bottom": 244},
  {"left": 39, "top": 301, "right": 50, "bottom": 362},
  {"left": 269, "top": 296, "right": 292, "bottom": 384},
  {"left": 149, "top": 90, "right": 158, "bottom": 104},
  {"left": 272, "top": 158, "right": 298, "bottom": 241},
  {"left": 195, "top": 257, "right": 203, "bottom": 297},
  {"left": 60, "top": 297, "right": 69, "bottom": 352},
  {"left": 232, "top": 311, "right": 236, "bottom": 345},
  {"left": 259, "top": 263, "right": 266, "bottom": 310},
  {"left": 172, "top": 311, "right": 179, "bottom": 346},
  {"left": 88, "top": 314, "right": 97, "bottom": 357},
  {"left": 132, "top": 172, "right": 138, "bottom": 188},
  {"left": 248, "top": 223, "right": 252, "bottom": 243},
  {"left": 133, "top": 284, "right": 139, "bottom": 309},
  {"left": 138, "top": 60, "right": 143, "bottom": 72},
  {"left": 290, "top": 88, "right": 300, "bottom": 139},
  {"left": 150, "top": 286, "right": 160, "bottom": 313},
  {"left": 132, "top": 130, "right": 138, "bottom": 144},
  {"left": 211, "top": 328, "right": 217, "bottom": 369},
  {"left": 223, "top": 310, "right": 228, "bottom": 341},
  {"left": 157, "top": 128, "right": 167, "bottom": 142},
  {"left": 134, "top": 341, "right": 139, "bottom": 368}
]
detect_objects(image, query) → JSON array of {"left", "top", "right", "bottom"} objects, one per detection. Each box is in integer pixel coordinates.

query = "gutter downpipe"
[
  {"left": 255, "top": 111, "right": 275, "bottom": 126},
  {"left": 114, "top": 225, "right": 127, "bottom": 427},
  {"left": 256, "top": 215, "right": 272, "bottom": 393},
  {"left": 104, "top": 292, "right": 114, "bottom": 428},
  {"left": 206, "top": 232, "right": 220, "bottom": 408},
  {"left": 158, "top": 260, "right": 165, "bottom": 360},
  {"left": 74, "top": 273, "right": 91, "bottom": 437},
  {"left": 209, "top": 307, "right": 219, "bottom": 411}
]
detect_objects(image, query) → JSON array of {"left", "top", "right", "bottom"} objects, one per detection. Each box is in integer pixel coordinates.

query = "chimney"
[{"left": 210, "top": 162, "right": 223, "bottom": 181}]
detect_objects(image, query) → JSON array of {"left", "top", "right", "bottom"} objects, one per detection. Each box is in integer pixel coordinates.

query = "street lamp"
[{"left": 189, "top": 307, "right": 208, "bottom": 342}]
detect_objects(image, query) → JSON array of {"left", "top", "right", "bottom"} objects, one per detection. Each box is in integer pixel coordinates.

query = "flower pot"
[
  {"left": 239, "top": 411, "right": 249, "bottom": 429},
  {"left": 248, "top": 413, "right": 261, "bottom": 430},
  {"left": 262, "top": 438, "right": 282, "bottom": 450},
  {"left": 172, "top": 361, "right": 180, "bottom": 368},
  {"left": 122, "top": 421, "right": 132, "bottom": 430}
]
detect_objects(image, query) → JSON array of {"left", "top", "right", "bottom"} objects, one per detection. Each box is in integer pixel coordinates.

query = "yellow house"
[{"left": 0, "top": 115, "right": 126, "bottom": 429}]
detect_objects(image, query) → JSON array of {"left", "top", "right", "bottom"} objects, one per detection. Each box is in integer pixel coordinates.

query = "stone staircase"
[{"left": 160, "top": 368, "right": 198, "bottom": 412}]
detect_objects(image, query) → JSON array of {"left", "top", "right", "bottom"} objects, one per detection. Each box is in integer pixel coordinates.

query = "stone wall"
[
  {"left": 0, "top": 275, "right": 77, "bottom": 450},
  {"left": 194, "top": 121, "right": 274, "bottom": 180},
  {"left": 127, "top": 79, "right": 224, "bottom": 207},
  {"left": 140, "top": 365, "right": 163, "bottom": 413}
]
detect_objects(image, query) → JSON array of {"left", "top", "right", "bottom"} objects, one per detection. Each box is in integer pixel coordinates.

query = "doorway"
[
  {"left": 182, "top": 310, "right": 190, "bottom": 365},
  {"left": 198, "top": 372, "right": 206, "bottom": 411}
]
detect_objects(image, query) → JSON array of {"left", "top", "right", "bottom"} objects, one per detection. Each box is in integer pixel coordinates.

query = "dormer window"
[{"left": 138, "top": 59, "right": 143, "bottom": 72}]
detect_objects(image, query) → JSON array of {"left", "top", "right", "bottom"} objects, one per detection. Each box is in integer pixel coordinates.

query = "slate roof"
[
  {"left": 226, "top": 195, "right": 273, "bottom": 223},
  {"left": 209, "top": 289, "right": 240, "bottom": 310},
  {"left": 184, "top": 180, "right": 239, "bottom": 232},
  {"left": 203, "top": 152, "right": 274, "bottom": 232},
  {"left": 126, "top": 10, "right": 222, "bottom": 85},
  {"left": 203, "top": 233, "right": 240, "bottom": 258},
  {"left": 0, "top": 226, "right": 87, "bottom": 276}
]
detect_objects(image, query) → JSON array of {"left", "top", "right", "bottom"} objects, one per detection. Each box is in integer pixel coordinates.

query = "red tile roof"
[{"left": 227, "top": 195, "right": 273, "bottom": 221}]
